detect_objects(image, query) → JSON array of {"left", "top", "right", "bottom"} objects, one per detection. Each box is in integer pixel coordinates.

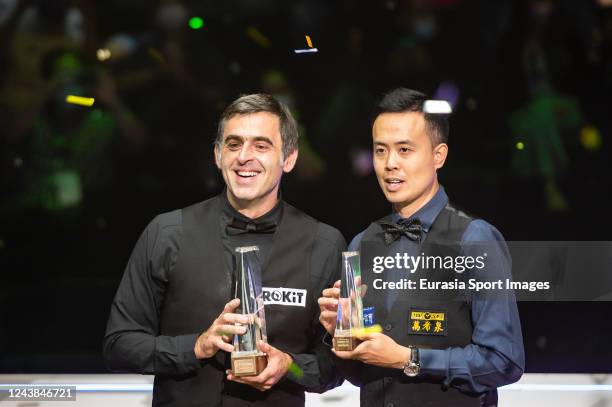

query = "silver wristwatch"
[{"left": 403, "top": 346, "right": 420, "bottom": 377}]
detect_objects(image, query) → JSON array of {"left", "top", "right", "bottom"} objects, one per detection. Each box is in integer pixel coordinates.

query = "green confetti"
[
  {"left": 189, "top": 17, "right": 204, "bottom": 30},
  {"left": 288, "top": 362, "right": 304, "bottom": 379}
]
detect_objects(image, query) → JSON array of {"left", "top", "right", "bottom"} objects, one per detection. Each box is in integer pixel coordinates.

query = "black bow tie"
[
  {"left": 378, "top": 218, "right": 423, "bottom": 245},
  {"left": 226, "top": 217, "right": 277, "bottom": 235}
]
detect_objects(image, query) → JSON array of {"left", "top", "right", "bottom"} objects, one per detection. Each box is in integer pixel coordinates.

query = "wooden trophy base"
[
  {"left": 333, "top": 336, "right": 360, "bottom": 351},
  {"left": 231, "top": 352, "right": 268, "bottom": 377}
]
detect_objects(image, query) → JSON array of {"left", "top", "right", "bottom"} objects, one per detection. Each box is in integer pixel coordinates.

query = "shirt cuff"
[
  {"left": 178, "top": 333, "right": 206, "bottom": 369},
  {"left": 419, "top": 348, "right": 450, "bottom": 383}
]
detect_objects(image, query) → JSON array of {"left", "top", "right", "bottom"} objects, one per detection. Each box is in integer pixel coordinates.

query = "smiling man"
[
  {"left": 318, "top": 88, "right": 525, "bottom": 406},
  {"left": 104, "top": 94, "right": 346, "bottom": 406}
]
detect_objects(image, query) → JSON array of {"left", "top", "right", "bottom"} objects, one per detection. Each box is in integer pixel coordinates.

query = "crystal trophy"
[
  {"left": 333, "top": 251, "right": 364, "bottom": 351},
  {"left": 231, "top": 246, "right": 268, "bottom": 377}
]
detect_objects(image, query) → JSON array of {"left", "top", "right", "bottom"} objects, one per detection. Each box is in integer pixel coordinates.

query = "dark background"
[{"left": 1, "top": 0, "right": 611, "bottom": 373}]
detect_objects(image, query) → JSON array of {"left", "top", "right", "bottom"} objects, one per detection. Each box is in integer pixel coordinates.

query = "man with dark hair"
[
  {"left": 104, "top": 93, "right": 345, "bottom": 406},
  {"left": 318, "top": 87, "right": 524, "bottom": 406},
  {"left": 371, "top": 88, "right": 449, "bottom": 146}
]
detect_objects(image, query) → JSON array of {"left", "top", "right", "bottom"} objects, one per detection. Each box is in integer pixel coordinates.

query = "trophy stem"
[
  {"left": 231, "top": 246, "right": 268, "bottom": 376},
  {"left": 332, "top": 251, "right": 364, "bottom": 352}
]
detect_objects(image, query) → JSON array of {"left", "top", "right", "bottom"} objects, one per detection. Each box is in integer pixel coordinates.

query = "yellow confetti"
[
  {"left": 305, "top": 35, "right": 313, "bottom": 48},
  {"left": 580, "top": 125, "right": 602, "bottom": 151},
  {"left": 147, "top": 47, "right": 166, "bottom": 64},
  {"left": 246, "top": 26, "right": 271, "bottom": 48},
  {"left": 353, "top": 324, "right": 383, "bottom": 336},
  {"left": 66, "top": 95, "right": 95, "bottom": 107}
]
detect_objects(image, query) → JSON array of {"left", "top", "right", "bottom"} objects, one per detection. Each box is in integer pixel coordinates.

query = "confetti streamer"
[
  {"left": 294, "top": 48, "right": 318, "bottom": 54},
  {"left": 246, "top": 26, "right": 271, "bottom": 48},
  {"left": 423, "top": 100, "right": 452, "bottom": 114},
  {"left": 305, "top": 35, "right": 313, "bottom": 48},
  {"left": 353, "top": 324, "right": 383, "bottom": 336},
  {"left": 288, "top": 362, "right": 304, "bottom": 378},
  {"left": 66, "top": 95, "right": 95, "bottom": 107},
  {"left": 147, "top": 47, "right": 166, "bottom": 64}
]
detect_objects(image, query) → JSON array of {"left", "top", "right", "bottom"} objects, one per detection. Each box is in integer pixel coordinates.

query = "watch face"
[{"left": 404, "top": 363, "right": 419, "bottom": 377}]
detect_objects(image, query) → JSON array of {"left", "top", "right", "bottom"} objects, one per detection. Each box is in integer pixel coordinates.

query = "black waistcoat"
[
  {"left": 153, "top": 196, "right": 318, "bottom": 407},
  {"left": 358, "top": 204, "right": 483, "bottom": 407}
]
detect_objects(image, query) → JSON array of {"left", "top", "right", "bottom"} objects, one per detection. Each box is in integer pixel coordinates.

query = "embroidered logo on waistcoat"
[{"left": 408, "top": 308, "right": 447, "bottom": 336}]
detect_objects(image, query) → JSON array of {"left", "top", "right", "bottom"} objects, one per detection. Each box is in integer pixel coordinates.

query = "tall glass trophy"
[
  {"left": 333, "top": 251, "right": 364, "bottom": 351},
  {"left": 231, "top": 246, "right": 268, "bottom": 377}
]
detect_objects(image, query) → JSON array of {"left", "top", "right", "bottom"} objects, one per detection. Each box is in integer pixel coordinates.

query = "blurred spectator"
[
  {"left": 4, "top": 48, "right": 146, "bottom": 213},
  {"left": 0, "top": 0, "right": 98, "bottom": 137},
  {"left": 508, "top": 0, "right": 600, "bottom": 212}
]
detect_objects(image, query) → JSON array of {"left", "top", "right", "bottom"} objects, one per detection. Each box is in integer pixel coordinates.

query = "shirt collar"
[
  {"left": 390, "top": 186, "right": 449, "bottom": 233},
  {"left": 219, "top": 189, "right": 283, "bottom": 226}
]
